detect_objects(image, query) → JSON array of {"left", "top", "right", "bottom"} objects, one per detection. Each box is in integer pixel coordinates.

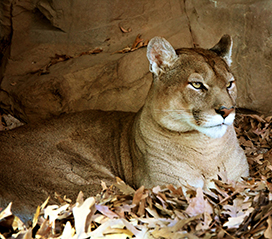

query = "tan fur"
[{"left": 0, "top": 35, "right": 249, "bottom": 220}]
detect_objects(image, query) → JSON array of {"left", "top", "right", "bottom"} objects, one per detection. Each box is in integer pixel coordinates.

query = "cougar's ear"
[
  {"left": 210, "top": 34, "right": 233, "bottom": 66},
  {"left": 147, "top": 36, "right": 178, "bottom": 76}
]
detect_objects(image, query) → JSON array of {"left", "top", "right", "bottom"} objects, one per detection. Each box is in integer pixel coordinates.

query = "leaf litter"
[{"left": 2, "top": 113, "right": 272, "bottom": 238}]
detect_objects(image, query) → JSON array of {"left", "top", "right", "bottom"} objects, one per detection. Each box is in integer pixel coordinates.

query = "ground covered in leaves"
[{"left": 1, "top": 113, "right": 272, "bottom": 239}]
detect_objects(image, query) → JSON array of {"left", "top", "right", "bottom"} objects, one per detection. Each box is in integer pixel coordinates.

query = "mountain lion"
[{"left": 0, "top": 35, "right": 249, "bottom": 219}]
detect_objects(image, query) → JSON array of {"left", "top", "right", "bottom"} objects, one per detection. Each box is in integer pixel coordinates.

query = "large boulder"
[{"left": 0, "top": 0, "right": 272, "bottom": 123}]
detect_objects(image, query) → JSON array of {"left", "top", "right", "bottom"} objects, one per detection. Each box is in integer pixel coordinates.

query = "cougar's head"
[{"left": 146, "top": 35, "right": 237, "bottom": 138}]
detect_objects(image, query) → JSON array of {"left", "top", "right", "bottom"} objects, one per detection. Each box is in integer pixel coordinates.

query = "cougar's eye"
[
  {"left": 191, "top": 82, "right": 204, "bottom": 89},
  {"left": 226, "top": 81, "right": 234, "bottom": 89}
]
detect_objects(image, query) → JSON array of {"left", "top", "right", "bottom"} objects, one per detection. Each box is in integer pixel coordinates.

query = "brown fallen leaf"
[
  {"left": 101, "top": 181, "right": 108, "bottom": 191},
  {"left": 195, "top": 211, "right": 213, "bottom": 231},
  {"left": 151, "top": 216, "right": 200, "bottom": 238},
  {"left": 131, "top": 41, "right": 143, "bottom": 51},
  {"left": 264, "top": 216, "right": 272, "bottom": 238},
  {"left": 114, "top": 177, "right": 135, "bottom": 194},
  {"left": 185, "top": 188, "right": 213, "bottom": 217},
  {"left": 35, "top": 218, "right": 51, "bottom": 238},
  {"left": 112, "top": 46, "right": 132, "bottom": 54},
  {"left": 78, "top": 48, "right": 103, "bottom": 56},
  {"left": 22, "top": 228, "right": 32, "bottom": 239},
  {"left": 32, "top": 205, "right": 40, "bottom": 229},
  {"left": 76, "top": 191, "right": 84, "bottom": 205},
  {"left": 131, "top": 34, "right": 143, "bottom": 49},
  {"left": 143, "top": 39, "right": 149, "bottom": 46},
  {"left": 132, "top": 185, "right": 145, "bottom": 205},
  {"left": 112, "top": 34, "right": 148, "bottom": 54},
  {"left": 166, "top": 184, "right": 184, "bottom": 196},
  {"left": 50, "top": 54, "right": 71, "bottom": 65},
  {"left": 119, "top": 25, "right": 132, "bottom": 33}
]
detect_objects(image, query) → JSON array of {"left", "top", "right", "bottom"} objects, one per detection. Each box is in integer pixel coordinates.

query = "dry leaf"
[
  {"left": 167, "top": 184, "right": 184, "bottom": 196},
  {"left": 264, "top": 216, "right": 272, "bottom": 239},
  {"left": 143, "top": 39, "right": 149, "bottom": 46},
  {"left": 0, "top": 203, "right": 12, "bottom": 219},
  {"left": 131, "top": 34, "right": 143, "bottom": 49},
  {"left": 114, "top": 177, "right": 135, "bottom": 194},
  {"left": 76, "top": 191, "right": 85, "bottom": 205},
  {"left": 43, "top": 204, "right": 70, "bottom": 231},
  {"left": 41, "top": 196, "right": 50, "bottom": 210},
  {"left": 73, "top": 196, "right": 95, "bottom": 236},
  {"left": 61, "top": 221, "right": 76, "bottom": 239},
  {"left": 152, "top": 185, "right": 162, "bottom": 194},
  {"left": 185, "top": 188, "right": 213, "bottom": 216},
  {"left": 195, "top": 212, "right": 213, "bottom": 231},
  {"left": 87, "top": 219, "right": 128, "bottom": 238},
  {"left": 120, "top": 25, "right": 132, "bottom": 33},
  {"left": 36, "top": 218, "right": 51, "bottom": 238},
  {"left": 32, "top": 205, "right": 40, "bottom": 228},
  {"left": 112, "top": 34, "right": 148, "bottom": 54},
  {"left": 101, "top": 181, "right": 108, "bottom": 191},
  {"left": 95, "top": 204, "right": 118, "bottom": 219},
  {"left": 223, "top": 206, "right": 254, "bottom": 229},
  {"left": 78, "top": 48, "right": 103, "bottom": 56},
  {"left": 222, "top": 198, "right": 245, "bottom": 217},
  {"left": 132, "top": 186, "right": 145, "bottom": 205},
  {"left": 21, "top": 228, "right": 32, "bottom": 239},
  {"left": 151, "top": 216, "right": 200, "bottom": 238}
]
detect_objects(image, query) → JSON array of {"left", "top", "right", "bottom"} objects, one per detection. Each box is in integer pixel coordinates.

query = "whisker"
[
  {"left": 230, "top": 65, "right": 238, "bottom": 71},
  {"left": 235, "top": 96, "right": 243, "bottom": 100}
]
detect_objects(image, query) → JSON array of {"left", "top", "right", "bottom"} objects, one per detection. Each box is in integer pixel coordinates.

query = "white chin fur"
[
  {"left": 158, "top": 111, "right": 235, "bottom": 138},
  {"left": 196, "top": 124, "right": 228, "bottom": 138},
  {"left": 193, "top": 113, "right": 235, "bottom": 138}
]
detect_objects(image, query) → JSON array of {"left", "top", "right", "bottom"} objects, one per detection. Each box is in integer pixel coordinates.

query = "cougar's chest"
[{"left": 132, "top": 115, "right": 235, "bottom": 188}]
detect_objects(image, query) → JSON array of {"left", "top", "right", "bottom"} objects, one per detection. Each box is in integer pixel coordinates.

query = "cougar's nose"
[{"left": 215, "top": 106, "right": 234, "bottom": 119}]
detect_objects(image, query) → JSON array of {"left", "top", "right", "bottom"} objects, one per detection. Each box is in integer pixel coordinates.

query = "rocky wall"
[{"left": 0, "top": 0, "right": 271, "bottom": 123}]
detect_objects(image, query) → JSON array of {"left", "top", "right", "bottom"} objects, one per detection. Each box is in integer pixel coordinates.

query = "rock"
[
  {"left": 0, "top": 0, "right": 272, "bottom": 123},
  {"left": 0, "top": 0, "right": 191, "bottom": 122},
  {"left": 1, "top": 50, "right": 152, "bottom": 122}
]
